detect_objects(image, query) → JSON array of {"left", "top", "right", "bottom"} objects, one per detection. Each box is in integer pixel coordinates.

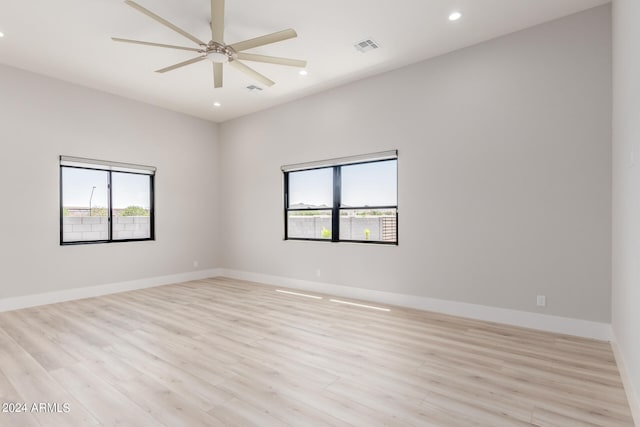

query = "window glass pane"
[
  {"left": 287, "top": 210, "right": 332, "bottom": 239},
  {"left": 341, "top": 160, "right": 397, "bottom": 207},
  {"left": 288, "top": 168, "right": 333, "bottom": 209},
  {"left": 61, "top": 168, "right": 109, "bottom": 242},
  {"left": 339, "top": 208, "right": 397, "bottom": 243},
  {"left": 111, "top": 172, "right": 152, "bottom": 240}
]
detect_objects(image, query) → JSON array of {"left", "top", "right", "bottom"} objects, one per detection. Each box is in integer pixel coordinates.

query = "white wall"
[
  {"left": 612, "top": 0, "right": 640, "bottom": 420},
  {"left": 0, "top": 64, "right": 220, "bottom": 298},
  {"left": 219, "top": 6, "right": 612, "bottom": 322}
]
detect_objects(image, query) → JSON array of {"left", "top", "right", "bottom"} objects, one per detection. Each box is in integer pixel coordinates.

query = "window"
[
  {"left": 283, "top": 151, "right": 397, "bottom": 244},
  {"left": 60, "top": 156, "right": 155, "bottom": 245}
]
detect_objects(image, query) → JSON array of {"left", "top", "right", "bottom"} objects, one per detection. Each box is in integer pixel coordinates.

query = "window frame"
[
  {"left": 59, "top": 157, "right": 155, "bottom": 245},
  {"left": 283, "top": 156, "right": 398, "bottom": 245}
]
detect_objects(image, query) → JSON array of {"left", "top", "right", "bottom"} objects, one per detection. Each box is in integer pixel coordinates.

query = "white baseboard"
[
  {"left": 0, "top": 267, "right": 612, "bottom": 342},
  {"left": 0, "top": 268, "right": 221, "bottom": 313},
  {"left": 218, "top": 268, "right": 612, "bottom": 341},
  {"left": 611, "top": 334, "right": 640, "bottom": 426}
]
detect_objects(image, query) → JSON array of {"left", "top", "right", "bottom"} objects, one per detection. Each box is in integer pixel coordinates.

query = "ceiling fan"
[{"left": 112, "top": 0, "right": 307, "bottom": 89}]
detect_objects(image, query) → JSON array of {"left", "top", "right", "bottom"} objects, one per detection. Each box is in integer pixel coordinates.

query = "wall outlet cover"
[{"left": 537, "top": 295, "right": 547, "bottom": 307}]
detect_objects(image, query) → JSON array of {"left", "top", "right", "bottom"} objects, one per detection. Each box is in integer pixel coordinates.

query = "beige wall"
[
  {"left": 612, "top": 0, "right": 640, "bottom": 417},
  {"left": 0, "top": 64, "right": 220, "bottom": 298},
  {"left": 219, "top": 6, "right": 612, "bottom": 322}
]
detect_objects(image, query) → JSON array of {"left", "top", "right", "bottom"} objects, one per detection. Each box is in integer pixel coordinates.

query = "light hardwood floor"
[{"left": 0, "top": 277, "right": 634, "bottom": 426}]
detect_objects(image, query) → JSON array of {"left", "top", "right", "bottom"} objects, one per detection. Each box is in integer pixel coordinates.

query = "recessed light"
[
  {"left": 0, "top": 32, "right": 4, "bottom": 38},
  {"left": 213, "top": 102, "right": 221, "bottom": 107},
  {"left": 299, "top": 69, "right": 308, "bottom": 76},
  {"left": 449, "top": 11, "right": 462, "bottom": 21}
]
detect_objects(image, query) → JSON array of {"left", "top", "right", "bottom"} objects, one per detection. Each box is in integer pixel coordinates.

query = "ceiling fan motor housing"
[{"left": 205, "top": 41, "right": 236, "bottom": 63}]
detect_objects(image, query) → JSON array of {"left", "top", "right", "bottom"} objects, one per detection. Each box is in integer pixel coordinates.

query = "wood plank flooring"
[{"left": 0, "top": 277, "right": 634, "bottom": 426}]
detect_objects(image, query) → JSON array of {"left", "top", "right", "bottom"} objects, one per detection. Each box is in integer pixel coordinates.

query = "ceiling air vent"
[
  {"left": 246, "top": 85, "right": 263, "bottom": 92},
  {"left": 354, "top": 38, "right": 380, "bottom": 53}
]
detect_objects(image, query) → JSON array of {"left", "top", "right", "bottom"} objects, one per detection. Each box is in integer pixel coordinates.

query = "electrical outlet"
[
  {"left": 536, "top": 295, "right": 546, "bottom": 307},
  {"left": 316, "top": 269, "right": 321, "bottom": 277},
  {"left": 193, "top": 260, "right": 199, "bottom": 268}
]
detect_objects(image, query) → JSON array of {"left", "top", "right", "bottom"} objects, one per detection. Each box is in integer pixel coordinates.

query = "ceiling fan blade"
[
  {"left": 213, "top": 62, "right": 223, "bottom": 88},
  {"left": 230, "top": 29, "right": 297, "bottom": 52},
  {"left": 211, "top": 0, "right": 225, "bottom": 44},
  {"left": 111, "top": 37, "right": 201, "bottom": 52},
  {"left": 155, "top": 56, "right": 205, "bottom": 73},
  {"left": 236, "top": 52, "right": 306, "bottom": 68},
  {"left": 229, "top": 59, "right": 275, "bottom": 87},
  {"left": 124, "top": 0, "right": 206, "bottom": 46}
]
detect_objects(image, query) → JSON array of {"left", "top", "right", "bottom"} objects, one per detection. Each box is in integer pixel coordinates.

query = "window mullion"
[
  {"left": 59, "top": 167, "right": 64, "bottom": 245},
  {"left": 149, "top": 175, "right": 155, "bottom": 241},
  {"left": 108, "top": 171, "right": 113, "bottom": 241},
  {"left": 283, "top": 172, "right": 289, "bottom": 240},
  {"left": 332, "top": 166, "right": 341, "bottom": 242}
]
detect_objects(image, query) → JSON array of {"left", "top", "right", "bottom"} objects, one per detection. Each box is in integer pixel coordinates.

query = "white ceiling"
[{"left": 0, "top": 0, "right": 608, "bottom": 123}]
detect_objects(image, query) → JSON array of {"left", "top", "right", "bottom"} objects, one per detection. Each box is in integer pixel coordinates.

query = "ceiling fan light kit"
[
  {"left": 112, "top": 0, "right": 306, "bottom": 89},
  {"left": 205, "top": 43, "right": 233, "bottom": 63}
]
